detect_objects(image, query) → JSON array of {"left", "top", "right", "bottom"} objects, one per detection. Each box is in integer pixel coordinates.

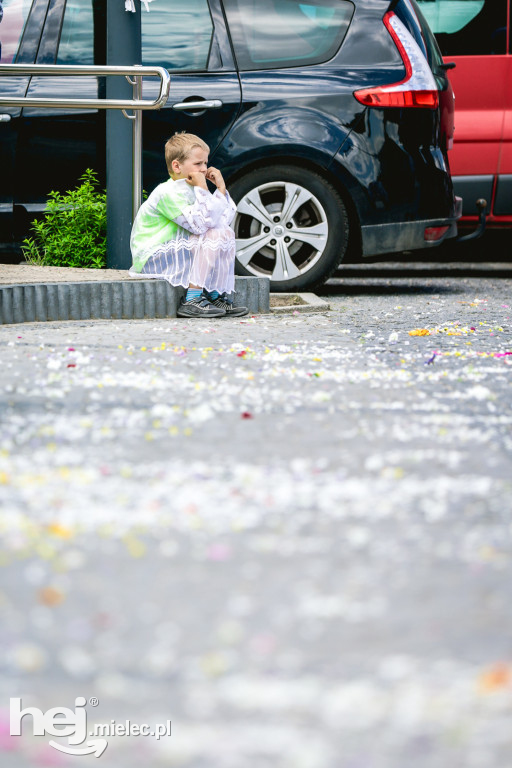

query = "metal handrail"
[
  {"left": 0, "top": 63, "right": 171, "bottom": 217},
  {"left": 0, "top": 63, "right": 170, "bottom": 109}
]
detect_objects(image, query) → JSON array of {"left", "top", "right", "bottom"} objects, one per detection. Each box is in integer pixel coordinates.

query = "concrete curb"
[
  {"left": 270, "top": 292, "right": 330, "bottom": 314},
  {"left": 0, "top": 276, "right": 270, "bottom": 325}
]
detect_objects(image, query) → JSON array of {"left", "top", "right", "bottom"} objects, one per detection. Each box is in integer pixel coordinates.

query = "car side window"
[
  {"left": 56, "top": 0, "right": 95, "bottom": 65},
  {"left": 57, "top": 0, "right": 214, "bottom": 72},
  {"left": 0, "top": 0, "right": 32, "bottom": 63},
  {"left": 415, "top": 0, "right": 507, "bottom": 56},
  {"left": 222, "top": 0, "right": 354, "bottom": 71},
  {"left": 141, "top": 1, "right": 214, "bottom": 71}
]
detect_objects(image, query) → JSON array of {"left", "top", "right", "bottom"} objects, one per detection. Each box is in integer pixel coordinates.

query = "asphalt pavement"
[{"left": 0, "top": 267, "right": 511, "bottom": 767}]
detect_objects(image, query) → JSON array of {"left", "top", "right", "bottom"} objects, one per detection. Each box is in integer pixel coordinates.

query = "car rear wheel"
[{"left": 230, "top": 165, "right": 349, "bottom": 292}]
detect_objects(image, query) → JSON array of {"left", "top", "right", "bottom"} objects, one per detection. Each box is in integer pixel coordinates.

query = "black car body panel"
[{"left": 0, "top": 0, "right": 459, "bottom": 288}]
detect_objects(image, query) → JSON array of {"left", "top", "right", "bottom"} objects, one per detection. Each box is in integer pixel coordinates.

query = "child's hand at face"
[
  {"left": 206, "top": 167, "right": 226, "bottom": 195},
  {"left": 186, "top": 171, "right": 208, "bottom": 189}
]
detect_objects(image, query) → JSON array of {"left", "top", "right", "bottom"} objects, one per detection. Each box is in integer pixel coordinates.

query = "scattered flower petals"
[
  {"left": 479, "top": 663, "right": 512, "bottom": 693},
  {"left": 38, "top": 587, "right": 65, "bottom": 606}
]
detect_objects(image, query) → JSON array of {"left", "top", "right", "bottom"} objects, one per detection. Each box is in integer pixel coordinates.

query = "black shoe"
[
  {"left": 205, "top": 291, "right": 249, "bottom": 317},
  {"left": 177, "top": 295, "right": 226, "bottom": 318}
]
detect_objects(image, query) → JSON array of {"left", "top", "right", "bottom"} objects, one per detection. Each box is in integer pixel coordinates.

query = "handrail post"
[
  {"left": 132, "top": 69, "right": 143, "bottom": 221},
  {"left": 123, "top": 68, "right": 143, "bottom": 220}
]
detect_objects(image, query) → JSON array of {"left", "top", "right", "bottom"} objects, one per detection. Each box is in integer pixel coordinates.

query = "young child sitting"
[{"left": 129, "top": 132, "right": 247, "bottom": 318}]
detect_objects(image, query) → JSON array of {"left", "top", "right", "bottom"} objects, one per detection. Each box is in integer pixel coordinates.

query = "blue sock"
[
  {"left": 186, "top": 288, "right": 202, "bottom": 302},
  {"left": 209, "top": 291, "right": 220, "bottom": 300}
]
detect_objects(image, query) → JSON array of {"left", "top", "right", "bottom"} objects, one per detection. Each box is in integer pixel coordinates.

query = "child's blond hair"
[{"left": 164, "top": 132, "right": 210, "bottom": 174}]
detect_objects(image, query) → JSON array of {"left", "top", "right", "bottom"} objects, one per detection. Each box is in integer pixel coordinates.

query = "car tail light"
[
  {"left": 424, "top": 226, "right": 449, "bottom": 242},
  {"left": 354, "top": 11, "right": 438, "bottom": 109}
]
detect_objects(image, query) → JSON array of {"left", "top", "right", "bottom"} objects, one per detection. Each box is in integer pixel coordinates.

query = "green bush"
[{"left": 21, "top": 169, "right": 107, "bottom": 269}]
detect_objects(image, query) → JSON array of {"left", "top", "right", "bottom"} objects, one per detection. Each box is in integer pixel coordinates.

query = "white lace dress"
[{"left": 129, "top": 177, "right": 237, "bottom": 294}]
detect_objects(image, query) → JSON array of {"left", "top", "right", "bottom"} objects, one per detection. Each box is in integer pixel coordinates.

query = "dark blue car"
[{"left": 0, "top": 0, "right": 459, "bottom": 290}]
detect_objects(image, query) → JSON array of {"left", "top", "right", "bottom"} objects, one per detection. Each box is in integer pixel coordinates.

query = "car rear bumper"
[{"left": 361, "top": 197, "right": 462, "bottom": 256}]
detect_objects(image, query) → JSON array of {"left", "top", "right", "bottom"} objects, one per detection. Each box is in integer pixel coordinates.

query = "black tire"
[{"left": 230, "top": 165, "right": 349, "bottom": 292}]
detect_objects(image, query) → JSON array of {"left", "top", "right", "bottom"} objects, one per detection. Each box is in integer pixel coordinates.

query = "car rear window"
[
  {"left": 222, "top": 0, "right": 354, "bottom": 71},
  {"left": 415, "top": 0, "right": 507, "bottom": 55},
  {"left": 0, "top": 0, "right": 32, "bottom": 63}
]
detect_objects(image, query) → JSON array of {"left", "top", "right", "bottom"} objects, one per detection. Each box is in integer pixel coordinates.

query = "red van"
[{"left": 416, "top": 0, "right": 512, "bottom": 229}]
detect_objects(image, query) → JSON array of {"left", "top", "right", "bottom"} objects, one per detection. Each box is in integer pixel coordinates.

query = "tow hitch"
[{"left": 456, "top": 198, "right": 487, "bottom": 243}]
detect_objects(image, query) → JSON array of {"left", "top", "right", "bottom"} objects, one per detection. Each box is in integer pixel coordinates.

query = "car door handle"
[
  {"left": 172, "top": 100, "right": 223, "bottom": 111},
  {"left": 0, "top": 114, "right": 12, "bottom": 122}
]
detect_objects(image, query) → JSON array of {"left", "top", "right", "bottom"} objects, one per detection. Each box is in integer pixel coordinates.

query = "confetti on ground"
[{"left": 0, "top": 278, "right": 511, "bottom": 767}]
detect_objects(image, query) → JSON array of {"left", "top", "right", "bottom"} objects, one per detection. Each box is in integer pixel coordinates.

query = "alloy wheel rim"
[{"left": 234, "top": 181, "right": 328, "bottom": 282}]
